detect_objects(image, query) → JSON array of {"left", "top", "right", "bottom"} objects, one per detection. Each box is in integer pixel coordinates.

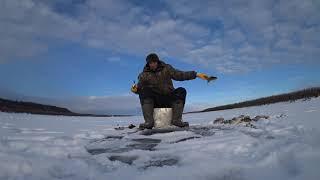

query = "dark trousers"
[{"left": 139, "top": 87, "right": 187, "bottom": 108}]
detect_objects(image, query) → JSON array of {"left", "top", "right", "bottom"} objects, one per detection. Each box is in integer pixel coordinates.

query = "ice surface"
[{"left": 0, "top": 98, "right": 320, "bottom": 180}]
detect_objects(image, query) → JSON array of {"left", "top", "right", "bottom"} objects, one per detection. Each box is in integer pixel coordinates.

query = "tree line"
[
  {"left": 0, "top": 97, "right": 133, "bottom": 117},
  {"left": 0, "top": 98, "right": 75, "bottom": 115},
  {"left": 197, "top": 87, "right": 320, "bottom": 113}
]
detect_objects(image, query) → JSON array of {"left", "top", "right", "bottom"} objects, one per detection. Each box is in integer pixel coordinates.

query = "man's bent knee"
[
  {"left": 139, "top": 87, "right": 155, "bottom": 102},
  {"left": 174, "top": 87, "right": 187, "bottom": 101}
]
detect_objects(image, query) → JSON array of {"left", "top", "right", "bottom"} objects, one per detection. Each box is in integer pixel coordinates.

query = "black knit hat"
[{"left": 146, "top": 53, "right": 159, "bottom": 63}]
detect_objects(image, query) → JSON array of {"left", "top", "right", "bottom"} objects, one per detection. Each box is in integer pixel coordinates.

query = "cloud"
[
  {"left": 164, "top": 0, "right": 320, "bottom": 71},
  {"left": 0, "top": 0, "right": 84, "bottom": 62},
  {"left": 1, "top": 0, "right": 319, "bottom": 73}
]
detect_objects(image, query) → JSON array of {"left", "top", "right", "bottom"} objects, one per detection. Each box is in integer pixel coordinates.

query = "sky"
[{"left": 0, "top": 0, "right": 320, "bottom": 115}]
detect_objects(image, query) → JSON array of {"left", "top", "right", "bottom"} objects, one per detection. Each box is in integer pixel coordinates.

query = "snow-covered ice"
[{"left": 0, "top": 98, "right": 320, "bottom": 180}]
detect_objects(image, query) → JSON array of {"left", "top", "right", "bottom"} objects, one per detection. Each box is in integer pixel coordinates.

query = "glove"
[
  {"left": 197, "top": 73, "right": 210, "bottom": 80},
  {"left": 131, "top": 84, "right": 138, "bottom": 94},
  {"left": 197, "top": 73, "right": 217, "bottom": 82}
]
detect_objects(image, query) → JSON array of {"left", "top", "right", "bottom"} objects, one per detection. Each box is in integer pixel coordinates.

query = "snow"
[{"left": 0, "top": 98, "right": 320, "bottom": 180}]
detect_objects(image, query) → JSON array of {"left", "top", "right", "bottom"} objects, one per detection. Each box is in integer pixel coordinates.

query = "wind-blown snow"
[{"left": 0, "top": 98, "right": 320, "bottom": 180}]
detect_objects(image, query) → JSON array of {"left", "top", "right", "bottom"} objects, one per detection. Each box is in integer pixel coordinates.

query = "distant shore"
[
  {"left": 0, "top": 97, "right": 132, "bottom": 117},
  {"left": 186, "top": 87, "right": 320, "bottom": 114}
]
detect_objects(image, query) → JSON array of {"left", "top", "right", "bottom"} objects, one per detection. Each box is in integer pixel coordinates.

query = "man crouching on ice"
[{"left": 131, "top": 53, "right": 214, "bottom": 129}]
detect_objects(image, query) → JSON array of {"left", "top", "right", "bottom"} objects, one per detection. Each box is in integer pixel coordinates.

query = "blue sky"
[{"left": 0, "top": 0, "right": 320, "bottom": 115}]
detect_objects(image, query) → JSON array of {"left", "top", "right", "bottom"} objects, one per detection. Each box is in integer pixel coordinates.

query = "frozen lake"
[{"left": 0, "top": 98, "right": 319, "bottom": 180}]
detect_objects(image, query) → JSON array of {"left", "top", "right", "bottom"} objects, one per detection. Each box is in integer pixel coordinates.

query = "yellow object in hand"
[
  {"left": 196, "top": 73, "right": 209, "bottom": 80},
  {"left": 197, "top": 73, "right": 217, "bottom": 83},
  {"left": 131, "top": 84, "right": 138, "bottom": 94}
]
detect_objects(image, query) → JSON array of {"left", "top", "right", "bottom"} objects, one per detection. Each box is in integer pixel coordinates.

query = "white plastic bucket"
[{"left": 153, "top": 108, "right": 172, "bottom": 128}]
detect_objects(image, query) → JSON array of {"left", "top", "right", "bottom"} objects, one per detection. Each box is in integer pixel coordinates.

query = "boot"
[
  {"left": 171, "top": 100, "right": 189, "bottom": 128},
  {"left": 139, "top": 99, "right": 154, "bottom": 130}
]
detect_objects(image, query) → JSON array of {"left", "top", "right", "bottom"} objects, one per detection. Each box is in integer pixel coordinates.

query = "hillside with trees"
[
  {"left": 0, "top": 98, "right": 128, "bottom": 117},
  {"left": 188, "top": 87, "right": 320, "bottom": 114}
]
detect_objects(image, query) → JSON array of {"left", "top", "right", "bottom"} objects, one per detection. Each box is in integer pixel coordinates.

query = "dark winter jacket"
[{"left": 137, "top": 60, "right": 197, "bottom": 95}]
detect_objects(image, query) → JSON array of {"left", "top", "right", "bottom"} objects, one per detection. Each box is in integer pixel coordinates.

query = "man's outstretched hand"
[
  {"left": 197, "top": 73, "right": 217, "bottom": 83},
  {"left": 197, "top": 73, "right": 209, "bottom": 80}
]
